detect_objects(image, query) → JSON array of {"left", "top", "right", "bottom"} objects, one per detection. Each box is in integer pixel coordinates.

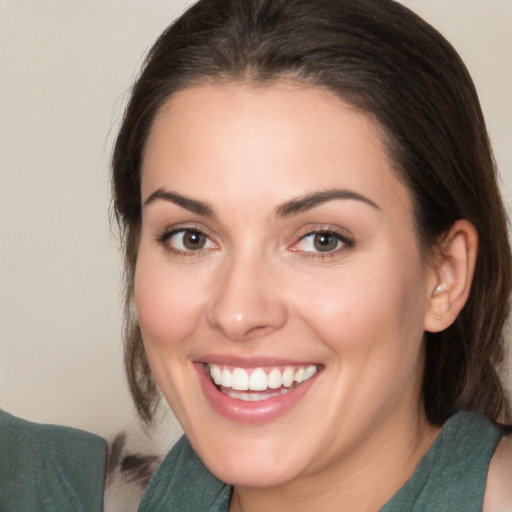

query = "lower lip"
[{"left": 196, "top": 364, "right": 319, "bottom": 424}]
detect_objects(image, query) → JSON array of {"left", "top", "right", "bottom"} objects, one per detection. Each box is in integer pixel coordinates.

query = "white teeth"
[
  {"left": 304, "top": 365, "right": 317, "bottom": 380},
  {"left": 232, "top": 368, "right": 249, "bottom": 390},
  {"left": 267, "top": 368, "right": 282, "bottom": 389},
  {"left": 221, "top": 368, "right": 232, "bottom": 388},
  {"left": 248, "top": 368, "right": 268, "bottom": 391},
  {"left": 222, "top": 389, "right": 283, "bottom": 401},
  {"left": 282, "top": 367, "right": 294, "bottom": 388},
  {"left": 210, "top": 364, "right": 222, "bottom": 385},
  {"left": 208, "top": 364, "right": 318, "bottom": 394},
  {"left": 295, "top": 368, "right": 305, "bottom": 383}
]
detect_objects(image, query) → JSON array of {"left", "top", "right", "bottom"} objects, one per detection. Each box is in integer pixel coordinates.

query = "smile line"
[{"left": 206, "top": 363, "right": 319, "bottom": 401}]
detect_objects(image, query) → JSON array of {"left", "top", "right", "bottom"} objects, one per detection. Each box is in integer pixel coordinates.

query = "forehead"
[{"left": 141, "top": 82, "right": 412, "bottom": 216}]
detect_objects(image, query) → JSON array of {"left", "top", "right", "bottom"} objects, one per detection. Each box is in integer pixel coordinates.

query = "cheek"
[
  {"left": 133, "top": 250, "right": 211, "bottom": 431},
  {"left": 289, "top": 254, "right": 429, "bottom": 428},
  {"left": 290, "top": 248, "right": 428, "bottom": 362},
  {"left": 133, "top": 250, "right": 208, "bottom": 352}
]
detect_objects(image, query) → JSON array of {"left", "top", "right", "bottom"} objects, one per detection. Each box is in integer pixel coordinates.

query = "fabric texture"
[
  {"left": 138, "top": 411, "right": 503, "bottom": 512},
  {"left": 137, "top": 436, "right": 231, "bottom": 512},
  {"left": 379, "top": 411, "right": 503, "bottom": 511},
  {"left": 0, "top": 410, "right": 107, "bottom": 512}
]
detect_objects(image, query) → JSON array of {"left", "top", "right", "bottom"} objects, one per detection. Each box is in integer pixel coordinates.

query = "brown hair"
[{"left": 112, "top": 0, "right": 511, "bottom": 424}]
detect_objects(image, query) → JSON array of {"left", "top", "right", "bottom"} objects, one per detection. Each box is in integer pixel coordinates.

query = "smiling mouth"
[{"left": 206, "top": 364, "right": 319, "bottom": 402}]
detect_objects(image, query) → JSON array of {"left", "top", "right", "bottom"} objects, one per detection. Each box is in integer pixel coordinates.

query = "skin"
[{"left": 135, "top": 82, "right": 474, "bottom": 511}]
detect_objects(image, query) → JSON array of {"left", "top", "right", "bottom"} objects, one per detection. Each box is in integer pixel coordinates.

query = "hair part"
[{"left": 112, "top": 0, "right": 511, "bottom": 424}]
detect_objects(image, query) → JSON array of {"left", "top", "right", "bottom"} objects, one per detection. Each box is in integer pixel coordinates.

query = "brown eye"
[
  {"left": 313, "top": 232, "right": 339, "bottom": 252},
  {"left": 291, "top": 229, "right": 354, "bottom": 256},
  {"left": 162, "top": 229, "right": 215, "bottom": 253},
  {"left": 182, "top": 230, "right": 207, "bottom": 250}
]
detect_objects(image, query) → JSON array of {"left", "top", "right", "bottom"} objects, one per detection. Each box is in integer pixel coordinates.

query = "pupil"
[
  {"left": 314, "top": 233, "right": 337, "bottom": 252},
  {"left": 184, "top": 231, "right": 205, "bottom": 250}
]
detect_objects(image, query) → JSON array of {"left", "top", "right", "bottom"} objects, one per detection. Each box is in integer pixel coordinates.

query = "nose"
[{"left": 206, "top": 252, "right": 288, "bottom": 342}]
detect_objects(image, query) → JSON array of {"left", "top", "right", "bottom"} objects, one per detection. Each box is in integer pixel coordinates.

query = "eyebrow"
[
  {"left": 143, "top": 187, "right": 380, "bottom": 218},
  {"left": 143, "top": 188, "right": 215, "bottom": 217},
  {"left": 276, "top": 189, "right": 380, "bottom": 217}
]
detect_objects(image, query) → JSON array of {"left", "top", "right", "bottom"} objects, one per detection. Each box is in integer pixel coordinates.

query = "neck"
[{"left": 229, "top": 409, "right": 441, "bottom": 512}]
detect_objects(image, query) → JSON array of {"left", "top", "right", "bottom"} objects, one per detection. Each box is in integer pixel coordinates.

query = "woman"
[{"left": 112, "top": 0, "right": 512, "bottom": 510}]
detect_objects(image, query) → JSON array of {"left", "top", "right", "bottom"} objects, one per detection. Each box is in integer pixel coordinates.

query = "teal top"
[
  {"left": 138, "top": 411, "right": 504, "bottom": 511},
  {"left": 0, "top": 410, "right": 107, "bottom": 512}
]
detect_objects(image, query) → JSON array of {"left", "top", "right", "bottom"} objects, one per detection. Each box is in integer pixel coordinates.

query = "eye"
[
  {"left": 159, "top": 228, "right": 216, "bottom": 253},
  {"left": 291, "top": 230, "right": 353, "bottom": 255}
]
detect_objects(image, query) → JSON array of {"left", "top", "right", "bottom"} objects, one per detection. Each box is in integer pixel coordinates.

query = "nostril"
[{"left": 206, "top": 268, "right": 288, "bottom": 341}]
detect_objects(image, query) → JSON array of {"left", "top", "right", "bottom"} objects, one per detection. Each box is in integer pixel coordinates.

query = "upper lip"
[{"left": 195, "top": 354, "right": 321, "bottom": 368}]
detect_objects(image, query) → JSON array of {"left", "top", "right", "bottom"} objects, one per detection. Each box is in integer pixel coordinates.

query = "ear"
[{"left": 424, "top": 219, "right": 478, "bottom": 333}]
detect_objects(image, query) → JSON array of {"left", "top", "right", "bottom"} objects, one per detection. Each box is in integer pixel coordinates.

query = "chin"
[
  {"left": 206, "top": 453, "right": 303, "bottom": 489},
  {"left": 189, "top": 425, "right": 309, "bottom": 488}
]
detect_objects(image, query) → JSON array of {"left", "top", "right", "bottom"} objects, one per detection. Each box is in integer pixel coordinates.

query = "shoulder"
[
  {"left": 483, "top": 432, "right": 512, "bottom": 512},
  {"left": 1, "top": 408, "right": 104, "bottom": 442},
  {"left": 0, "top": 409, "right": 106, "bottom": 466},
  {"left": 0, "top": 410, "right": 107, "bottom": 511},
  {"left": 382, "top": 412, "right": 504, "bottom": 512}
]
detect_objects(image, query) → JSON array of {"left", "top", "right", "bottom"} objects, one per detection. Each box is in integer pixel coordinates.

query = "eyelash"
[
  {"left": 157, "top": 227, "right": 216, "bottom": 257},
  {"left": 156, "top": 226, "right": 354, "bottom": 259},
  {"left": 290, "top": 228, "right": 354, "bottom": 259}
]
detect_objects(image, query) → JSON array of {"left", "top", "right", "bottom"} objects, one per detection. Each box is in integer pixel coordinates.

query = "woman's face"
[{"left": 135, "top": 82, "right": 439, "bottom": 488}]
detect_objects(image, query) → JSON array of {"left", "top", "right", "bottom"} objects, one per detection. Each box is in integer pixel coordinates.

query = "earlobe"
[{"left": 424, "top": 219, "right": 478, "bottom": 333}]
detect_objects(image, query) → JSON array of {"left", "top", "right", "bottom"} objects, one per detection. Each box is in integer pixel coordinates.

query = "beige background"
[{"left": 1, "top": 0, "right": 511, "bottom": 440}]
